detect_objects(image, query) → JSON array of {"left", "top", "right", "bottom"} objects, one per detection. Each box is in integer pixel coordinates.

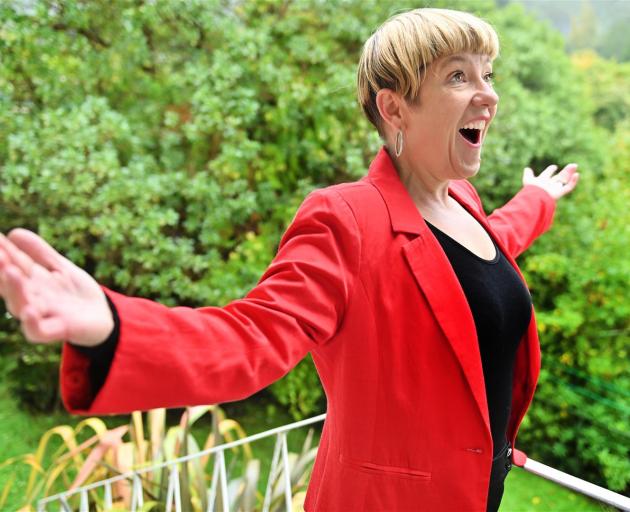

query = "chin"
[{"left": 454, "top": 163, "right": 481, "bottom": 179}]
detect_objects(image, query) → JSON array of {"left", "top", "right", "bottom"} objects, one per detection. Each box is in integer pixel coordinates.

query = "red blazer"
[{"left": 61, "top": 148, "right": 556, "bottom": 511}]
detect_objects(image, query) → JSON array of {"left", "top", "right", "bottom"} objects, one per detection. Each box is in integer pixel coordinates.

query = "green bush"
[
  {"left": 0, "top": 0, "right": 478, "bottom": 416},
  {"left": 270, "top": 355, "right": 325, "bottom": 421},
  {"left": 0, "top": 0, "right": 627, "bottom": 493},
  {"left": 518, "top": 123, "right": 630, "bottom": 493},
  {"left": 506, "top": 31, "right": 630, "bottom": 494}
]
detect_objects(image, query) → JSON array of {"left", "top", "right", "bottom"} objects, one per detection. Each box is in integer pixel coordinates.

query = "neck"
[{"left": 394, "top": 155, "right": 452, "bottom": 213}]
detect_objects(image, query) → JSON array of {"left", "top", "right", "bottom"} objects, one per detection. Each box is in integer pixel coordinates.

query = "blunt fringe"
[{"left": 357, "top": 8, "right": 500, "bottom": 133}]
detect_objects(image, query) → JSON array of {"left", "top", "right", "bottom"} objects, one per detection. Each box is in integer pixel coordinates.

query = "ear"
[{"left": 376, "top": 89, "right": 404, "bottom": 134}]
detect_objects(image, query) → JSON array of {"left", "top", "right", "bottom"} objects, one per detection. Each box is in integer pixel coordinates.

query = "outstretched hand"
[
  {"left": 522, "top": 163, "right": 580, "bottom": 200},
  {"left": 0, "top": 229, "right": 113, "bottom": 346}
]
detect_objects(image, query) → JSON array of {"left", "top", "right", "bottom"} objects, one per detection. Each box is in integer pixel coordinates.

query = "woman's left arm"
[{"left": 485, "top": 164, "right": 580, "bottom": 258}]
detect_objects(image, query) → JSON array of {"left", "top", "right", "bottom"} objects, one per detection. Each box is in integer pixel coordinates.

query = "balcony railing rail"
[{"left": 37, "top": 413, "right": 630, "bottom": 511}]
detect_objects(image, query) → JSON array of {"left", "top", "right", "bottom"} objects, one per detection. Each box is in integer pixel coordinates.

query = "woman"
[{"left": 0, "top": 8, "right": 578, "bottom": 512}]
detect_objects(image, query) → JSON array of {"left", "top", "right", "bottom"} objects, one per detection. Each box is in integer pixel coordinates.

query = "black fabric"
[
  {"left": 70, "top": 294, "right": 120, "bottom": 396},
  {"left": 426, "top": 221, "right": 532, "bottom": 455},
  {"left": 486, "top": 438, "right": 513, "bottom": 512}
]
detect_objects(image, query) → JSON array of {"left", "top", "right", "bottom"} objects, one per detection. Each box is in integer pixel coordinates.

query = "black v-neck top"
[{"left": 426, "top": 221, "right": 532, "bottom": 456}]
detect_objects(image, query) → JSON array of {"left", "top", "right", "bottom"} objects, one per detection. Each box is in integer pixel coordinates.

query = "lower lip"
[{"left": 459, "top": 132, "right": 482, "bottom": 148}]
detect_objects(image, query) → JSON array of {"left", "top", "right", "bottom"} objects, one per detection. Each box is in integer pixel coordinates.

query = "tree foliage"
[{"left": 0, "top": 0, "right": 627, "bottom": 494}]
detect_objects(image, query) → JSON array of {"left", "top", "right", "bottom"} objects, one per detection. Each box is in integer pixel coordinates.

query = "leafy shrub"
[
  {"left": 0, "top": 0, "right": 627, "bottom": 493},
  {"left": 518, "top": 123, "right": 630, "bottom": 494},
  {"left": 270, "top": 355, "right": 325, "bottom": 421},
  {"left": 0, "top": 405, "right": 317, "bottom": 511},
  {"left": 571, "top": 50, "right": 630, "bottom": 133}
]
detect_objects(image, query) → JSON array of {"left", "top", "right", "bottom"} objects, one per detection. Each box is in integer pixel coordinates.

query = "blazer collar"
[
  {"left": 366, "top": 146, "right": 480, "bottom": 235},
  {"left": 366, "top": 147, "right": 424, "bottom": 235}
]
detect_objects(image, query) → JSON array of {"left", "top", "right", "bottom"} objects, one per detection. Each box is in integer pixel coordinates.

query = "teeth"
[{"left": 460, "top": 120, "right": 486, "bottom": 130}]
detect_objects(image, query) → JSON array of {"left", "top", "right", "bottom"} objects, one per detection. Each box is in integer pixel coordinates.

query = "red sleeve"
[
  {"left": 486, "top": 185, "right": 556, "bottom": 258},
  {"left": 459, "top": 181, "right": 556, "bottom": 259},
  {"left": 60, "top": 189, "right": 361, "bottom": 414}
]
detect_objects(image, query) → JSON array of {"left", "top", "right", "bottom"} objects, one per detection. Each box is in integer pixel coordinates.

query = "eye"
[
  {"left": 484, "top": 72, "right": 494, "bottom": 84},
  {"left": 450, "top": 71, "right": 465, "bottom": 83}
]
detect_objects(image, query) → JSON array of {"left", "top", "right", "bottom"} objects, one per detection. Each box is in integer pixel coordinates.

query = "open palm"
[
  {"left": 522, "top": 163, "right": 580, "bottom": 200},
  {"left": 0, "top": 229, "right": 113, "bottom": 346}
]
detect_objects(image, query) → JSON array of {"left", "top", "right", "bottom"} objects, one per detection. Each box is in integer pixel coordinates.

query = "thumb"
[
  {"left": 7, "top": 229, "right": 67, "bottom": 273},
  {"left": 522, "top": 167, "right": 534, "bottom": 185}
]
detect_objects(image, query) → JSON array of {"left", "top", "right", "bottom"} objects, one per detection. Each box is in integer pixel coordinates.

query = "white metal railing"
[
  {"left": 37, "top": 413, "right": 630, "bottom": 511},
  {"left": 37, "top": 413, "right": 326, "bottom": 512},
  {"left": 521, "top": 457, "right": 630, "bottom": 510}
]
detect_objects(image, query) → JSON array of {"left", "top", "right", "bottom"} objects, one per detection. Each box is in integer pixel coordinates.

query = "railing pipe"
[{"left": 522, "top": 457, "right": 630, "bottom": 510}]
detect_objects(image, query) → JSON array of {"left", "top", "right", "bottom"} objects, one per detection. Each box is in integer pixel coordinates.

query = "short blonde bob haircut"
[{"left": 357, "top": 8, "right": 499, "bottom": 133}]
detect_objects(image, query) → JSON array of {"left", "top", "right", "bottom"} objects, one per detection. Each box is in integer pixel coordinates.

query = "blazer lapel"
[{"left": 367, "top": 147, "right": 490, "bottom": 432}]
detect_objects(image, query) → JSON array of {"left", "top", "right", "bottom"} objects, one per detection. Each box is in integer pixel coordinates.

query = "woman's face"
[{"left": 402, "top": 52, "right": 498, "bottom": 180}]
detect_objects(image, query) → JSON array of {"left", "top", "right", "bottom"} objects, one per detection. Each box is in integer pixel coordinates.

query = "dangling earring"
[{"left": 395, "top": 130, "right": 404, "bottom": 157}]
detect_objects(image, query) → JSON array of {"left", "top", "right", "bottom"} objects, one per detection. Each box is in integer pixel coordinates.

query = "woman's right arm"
[{"left": 0, "top": 189, "right": 361, "bottom": 415}]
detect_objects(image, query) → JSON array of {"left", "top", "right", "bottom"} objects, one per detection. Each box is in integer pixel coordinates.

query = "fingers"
[
  {"left": 7, "top": 229, "right": 66, "bottom": 272},
  {"left": 0, "top": 249, "right": 10, "bottom": 296},
  {"left": 522, "top": 167, "right": 535, "bottom": 185},
  {"left": 558, "top": 171, "right": 580, "bottom": 197},
  {"left": 555, "top": 163, "right": 579, "bottom": 183},
  {"left": 0, "top": 233, "right": 36, "bottom": 277},
  {"left": 539, "top": 165, "right": 558, "bottom": 179},
  {"left": 2, "top": 265, "right": 32, "bottom": 318}
]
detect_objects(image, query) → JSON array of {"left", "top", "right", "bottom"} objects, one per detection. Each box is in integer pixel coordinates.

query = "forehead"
[{"left": 435, "top": 53, "right": 493, "bottom": 69}]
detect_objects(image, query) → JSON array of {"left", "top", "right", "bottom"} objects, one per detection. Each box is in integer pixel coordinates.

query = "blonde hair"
[{"left": 357, "top": 8, "right": 499, "bottom": 133}]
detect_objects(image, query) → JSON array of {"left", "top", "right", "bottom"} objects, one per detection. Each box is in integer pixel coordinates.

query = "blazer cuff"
[{"left": 62, "top": 290, "right": 120, "bottom": 412}]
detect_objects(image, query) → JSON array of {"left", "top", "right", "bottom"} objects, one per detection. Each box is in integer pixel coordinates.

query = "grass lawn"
[
  {"left": 0, "top": 378, "right": 75, "bottom": 509},
  {"left": 0, "top": 383, "right": 617, "bottom": 511},
  {"left": 503, "top": 467, "right": 614, "bottom": 511}
]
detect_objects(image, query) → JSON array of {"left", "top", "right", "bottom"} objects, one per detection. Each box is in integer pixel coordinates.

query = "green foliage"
[
  {"left": 518, "top": 123, "right": 630, "bottom": 493},
  {"left": 0, "top": 0, "right": 485, "bottom": 416},
  {"left": 572, "top": 50, "right": 630, "bottom": 132},
  {"left": 270, "top": 355, "right": 325, "bottom": 421},
  {"left": 0, "top": 404, "right": 317, "bottom": 510},
  {"left": 473, "top": 2, "right": 606, "bottom": 210},
  {"left": 7, "top": 343, "right": 61, "bottom": 413},
  {"left": 0, "top": 0, "right": 628, "bottom": 495}
]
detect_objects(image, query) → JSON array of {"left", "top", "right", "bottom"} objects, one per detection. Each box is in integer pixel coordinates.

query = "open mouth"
[
  {"left": 459, "top": 128, "right": 481, "bottom": 144},
  {"left": 458, "top": 120, "right": 486, "bottom": 145}
]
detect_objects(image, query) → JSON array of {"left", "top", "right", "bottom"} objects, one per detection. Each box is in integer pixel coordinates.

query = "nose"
[{"left": 472, "top": 82, "right": 499, "bottom": 108}]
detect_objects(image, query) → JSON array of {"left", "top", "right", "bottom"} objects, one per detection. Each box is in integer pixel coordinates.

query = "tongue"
[{"left": 459, "top": 128, "right": 479, "bottom": 144}]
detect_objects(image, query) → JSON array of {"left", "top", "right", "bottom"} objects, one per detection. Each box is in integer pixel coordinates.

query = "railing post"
[
  {"left": 166, "top": 464, "right": 182, "bottom": 512},
  {"left": 208, "top": 449, "right": 229, "bottom": 512},
  {"left": 79, "top": 489, "right": 89, "bottom": 512},
  {"left": 130, "top": 473, "right": 144, "bottom": 511},
  {"left": 280, "top": 432, "right": 293, "bottom": 511},
  {"left": 262, "top": 433, "right": 284, "bottom": 512},
  {"left": 104, "top": 482, "right": 113, "bottom": 511},
  {"left": 59, "top": 495, "right": 71, "bottom": 512}
]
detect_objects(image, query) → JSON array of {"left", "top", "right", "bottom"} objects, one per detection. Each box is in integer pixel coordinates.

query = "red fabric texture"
[{"left": 60, "top": 147, "right": 556, "bottom": 511}]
